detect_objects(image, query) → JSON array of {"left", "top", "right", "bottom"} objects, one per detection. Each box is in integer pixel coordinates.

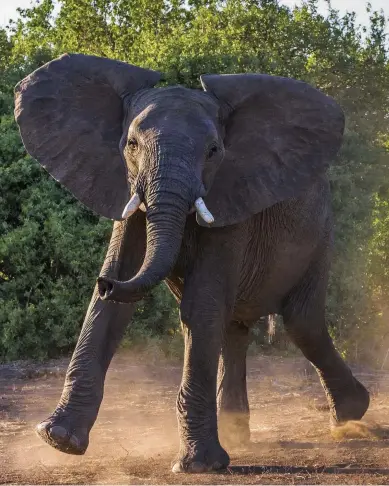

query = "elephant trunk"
[{"left": 97, "top": 168, "right": 195, "bottom": 303}]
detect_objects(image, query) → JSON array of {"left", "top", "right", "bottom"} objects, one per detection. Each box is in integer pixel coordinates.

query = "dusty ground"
[{"left": 1, "top": 352, "right": 389, "bottom": 484}]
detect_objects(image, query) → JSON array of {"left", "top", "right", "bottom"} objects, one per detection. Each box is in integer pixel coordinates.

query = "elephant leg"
[
  {"left": 172, "top": 226, "right": 245, "bottom": 474},
  {"left": 36, "top": 212, "right": 146, "bottom": 455},
  {"left": 217, "top": 320, "right": 250, "bottom": 448},
  {"left": 282, "top": 252, "right": 369, "bottom": 425}
]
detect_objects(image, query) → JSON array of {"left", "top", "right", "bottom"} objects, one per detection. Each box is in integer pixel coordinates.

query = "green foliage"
[{"left": 1, "top": 0, "right": 389, "bottom": 365}]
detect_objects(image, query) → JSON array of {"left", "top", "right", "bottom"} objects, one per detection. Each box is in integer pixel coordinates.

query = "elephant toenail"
[
  {"left": 172, "top": 462, "right": 184, "bottom": 473},
  {"left": 36, "top": 422, "right": 49, "bottom": 434},
  {"left": 49, "top": 426, "right": 68, "bottom": 442},
  {"left": 188, "top": 461, "right": 207, "bottom": 473},
  {"left": 69, "top": 435, "right": 80, "bottom": 449}
]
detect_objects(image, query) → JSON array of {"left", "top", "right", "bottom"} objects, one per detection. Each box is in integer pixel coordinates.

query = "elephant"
[{"left": 14, "top": 53, "right": 370, "bottom": 473}]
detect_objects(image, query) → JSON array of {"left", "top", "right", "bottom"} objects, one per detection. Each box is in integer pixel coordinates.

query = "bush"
[{"left": 1, "top": 0, "right": 389, "bottom": 365}]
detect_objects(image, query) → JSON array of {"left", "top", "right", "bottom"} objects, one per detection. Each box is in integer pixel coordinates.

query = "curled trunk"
[{"left": 98, "top": 171, "right": 194, "bottom": 303}]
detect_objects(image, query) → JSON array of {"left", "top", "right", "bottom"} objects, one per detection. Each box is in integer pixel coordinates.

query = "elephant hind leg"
[
  {"left": 282, "top": 253, "right": 369, "bottom": 425},
  {"left": 217, "top": 320, "right": 251, "bottom": 448}
]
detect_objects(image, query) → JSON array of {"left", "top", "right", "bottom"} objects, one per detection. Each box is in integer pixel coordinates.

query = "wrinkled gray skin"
[{"left": 14, "top": 54, "right": 370, "bottom": 473}]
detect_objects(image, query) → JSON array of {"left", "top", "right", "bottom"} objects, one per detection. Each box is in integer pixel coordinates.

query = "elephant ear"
[
  {"left": 200, "top": 74, "right": 345, "bottom": 227},
  {"left": 14, "top": 54, "right": 161, "bottom": 220}
]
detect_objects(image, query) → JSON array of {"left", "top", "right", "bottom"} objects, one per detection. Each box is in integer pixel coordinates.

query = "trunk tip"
[
  {"left": 97, "top": 276, "right": 114, "bottom": 300},
  {"left": 97, "top": 276, "right": 146, "bottom": 303}
]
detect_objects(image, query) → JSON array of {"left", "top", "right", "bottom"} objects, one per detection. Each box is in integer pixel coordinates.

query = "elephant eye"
[
  {"left": 208, "top": 144, "right": 218, "bottom": 158},
  {"left": 127, "top": 138, "right": 138, "bottom": 151}
]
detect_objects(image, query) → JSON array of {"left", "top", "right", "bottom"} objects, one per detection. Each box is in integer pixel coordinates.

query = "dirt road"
[{"left": 1, "top": 352, "right": 389, "bottom": 484}]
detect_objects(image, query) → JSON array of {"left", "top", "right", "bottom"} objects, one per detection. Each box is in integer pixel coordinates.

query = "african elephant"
[{"left": 14, "top": 54, "right": 369, "bottom": 473}]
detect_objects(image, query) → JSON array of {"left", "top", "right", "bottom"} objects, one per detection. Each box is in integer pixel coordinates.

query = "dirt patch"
[{"left": 1, "top": 353, "right": 389, "bottom": 484}]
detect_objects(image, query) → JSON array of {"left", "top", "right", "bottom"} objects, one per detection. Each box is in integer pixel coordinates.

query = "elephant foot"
[
  {"left": 36, "top": 410, "right": 90, "bottom": 455},
  {"left": 330, "top": 378, "right": 370, "bottom": 424},
  {"left": 219, "top": 412, "right": 250, "bottom": 449},
  {"left": 172, "top": 439, "right": 230, "bottom": 473}
]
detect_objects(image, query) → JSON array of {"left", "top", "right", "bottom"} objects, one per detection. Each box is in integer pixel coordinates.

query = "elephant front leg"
[
  {"left": 172, "top": 227, "right": 244, "bottom": 473},
  {"left": 172, "top": 305, "right": 229, "bottom": 473},
  {"left": 217, "top": 321, "right": 250, "bottom": 448},
  {"left": 36, "top": 289, "right": 135, "bottom": 454},
  {"left": 36, "top": 214, "right": 146, "bottom": 454}
]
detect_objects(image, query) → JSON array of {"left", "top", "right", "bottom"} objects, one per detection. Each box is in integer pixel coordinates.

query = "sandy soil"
[{"left": 1, "top": 352, "right": 389, "bottom": 484}]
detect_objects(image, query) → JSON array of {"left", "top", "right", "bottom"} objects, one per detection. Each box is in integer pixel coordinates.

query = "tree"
[{"left": 1, "top": 0, "right": 389, "bottom": 364}]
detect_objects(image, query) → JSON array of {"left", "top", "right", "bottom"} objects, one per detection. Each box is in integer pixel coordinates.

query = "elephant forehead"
[
  {"left": 128, "top": 103, "right": 219, "bottom": 145},
  {"left": 130, "top": 86, "right": 219, "bottom": 119}
]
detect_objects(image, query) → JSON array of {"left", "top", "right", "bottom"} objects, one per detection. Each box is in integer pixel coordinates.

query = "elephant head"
[{"left": 14, "top": 55, "right": 344, "bottom": 304}]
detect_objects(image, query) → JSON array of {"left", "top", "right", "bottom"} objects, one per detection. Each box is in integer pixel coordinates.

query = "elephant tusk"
[
  {"left": 122, "top": 193, "right": 141, "bottom": 218},
  {"left": 194, "top": 197, "right": 214, "bottom": 224}
]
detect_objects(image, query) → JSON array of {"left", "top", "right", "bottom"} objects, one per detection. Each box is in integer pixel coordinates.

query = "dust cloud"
[
  {"left": 2, "top": 351, "right": 389, "bottom": 484},
  {"left": 1, "top": 352, "right": 180, "bottom": 484},
  {"left": 331, "top": 420, "right": 389, "bottom": 440}
]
